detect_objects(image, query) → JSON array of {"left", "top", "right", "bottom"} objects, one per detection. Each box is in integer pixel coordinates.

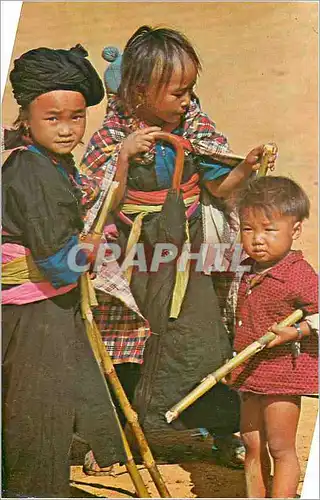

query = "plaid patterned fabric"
[
  {"left": 93, "top": 290, "right": 149, "bottom": 364},
  {"left": 79, "top": 95, "right": 245, "bottom": 364}
]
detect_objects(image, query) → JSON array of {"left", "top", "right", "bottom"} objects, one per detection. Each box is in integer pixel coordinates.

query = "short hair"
[
  {"left": 236, "top": 176, "right": 310, "bottom": 222},
  {"left": 118, "top": 25, "right": 201, "bottom": 112}
]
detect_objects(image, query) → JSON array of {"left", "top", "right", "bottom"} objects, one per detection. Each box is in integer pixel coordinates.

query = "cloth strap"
[
  {"left": 2, "top": 254, "right": 44, "bottom": 284},
  {"left": 124, "top": 173, "right": 200, "bottom": 205}
]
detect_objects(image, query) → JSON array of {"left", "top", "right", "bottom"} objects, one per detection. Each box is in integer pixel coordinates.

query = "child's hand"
[
  {"left": 243, "top": 145, "right": 277, "bottom": 172},
  {"left": 121, "top": 126, "right": 161, "bottom": 159},
  {"left": 266, "top": 323, "right": 301, "bottom": 348}
]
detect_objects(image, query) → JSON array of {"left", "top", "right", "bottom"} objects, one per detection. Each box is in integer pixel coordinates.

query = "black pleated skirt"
[{"left": 2, "top": 288, "right": 125, "bottom": 498}]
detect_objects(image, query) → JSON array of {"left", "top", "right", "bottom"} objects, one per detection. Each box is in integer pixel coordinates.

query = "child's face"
[
  {"left": 142, "top": 54, "right": 197, "bottom": 128},
  {"left": 26, "top": 90, "right": 86, "bottom": 155},
  {"left": 240, "top": 207, "right": 302, "bottom": 268}
]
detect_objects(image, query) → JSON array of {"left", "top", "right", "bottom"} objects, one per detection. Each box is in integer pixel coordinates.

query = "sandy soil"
[
  {"left": 68, "top": 397, "right": 318, "bottom": 498},
  {"left": 2, "top": 2, "right": 318, "bottom": 498}
]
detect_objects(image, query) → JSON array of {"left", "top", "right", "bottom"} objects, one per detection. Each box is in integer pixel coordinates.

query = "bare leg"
[
  {"left": 263, "top": 395, "right": 301, "bottom": 498},
  {"left": 240, "top": 392, "right": 271, "bottom": 498}
]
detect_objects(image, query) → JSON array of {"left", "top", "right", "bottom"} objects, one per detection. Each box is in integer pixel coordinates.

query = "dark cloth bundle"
[{"left": 9, "top": 43, "right": 104, "bottom": 107}]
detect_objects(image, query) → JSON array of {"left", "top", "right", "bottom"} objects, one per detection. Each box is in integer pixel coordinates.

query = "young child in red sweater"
[{"left": 230, "top": 176, "right": 318, "bottom": 498}]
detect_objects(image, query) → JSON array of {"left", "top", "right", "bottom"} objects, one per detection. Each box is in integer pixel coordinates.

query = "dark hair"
[
  {"left": 236, "top": 176, "right": 310, "bottom": 222},
  {"left": 2, "top": 107, "right": 31, "bottom": 150},
  {"left": 118, "top": 25, "right": 201, "bottom": 112}
]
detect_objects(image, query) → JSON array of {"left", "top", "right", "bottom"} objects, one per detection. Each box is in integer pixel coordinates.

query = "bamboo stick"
[
  {"left": 256, "top": 143, "right": 278, "bottom": 178},
  {"left": 83, "top": 178, "right": 172, "bottom": 498},
  {"left": 90, "top": 318, "right": 171, "bottom": 498},
  {"left": 165, "top": 309, "right": 303, "bottom": 424},
  {"left": 79, "top": 132, "right": 202, "bottom": 497},
  {"left": 92, "top": 181, "right": 119, "bottom": 236},
  {"left": 81, "top": 263, "right": 171, "bottom": 496},
  {"left": 80, "top": 275, "right": 151, "bottom": 498},
  {"left": 123, "top": 444, "right": 150, "bottom": 499}
]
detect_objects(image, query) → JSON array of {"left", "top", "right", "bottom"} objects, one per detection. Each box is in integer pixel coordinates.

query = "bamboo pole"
[
  {"left": 165, "top": 309, "right": 303, "bottom": 424},
  {"left": 256, "top": 143, "right": 278, "bottom": 177},
  {"left": 80, "top": 177, "right": 171, "bottom": 497},
  {"left": 92, "top": 181, "right": 120, "bottom": 236},
  {"left": 80, "top": 276, "right": 151, "bottom": 498},
  {"left": 90, "top": 316, "right": 171, "bottom": 498}
]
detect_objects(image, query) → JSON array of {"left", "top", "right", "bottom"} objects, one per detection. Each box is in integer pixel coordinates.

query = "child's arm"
[
  {"left": 204, "top": 145, "right": 276, "bottom": 198},
  {"left": 306, "top": 313, "right": 319, "bottom": 335}
]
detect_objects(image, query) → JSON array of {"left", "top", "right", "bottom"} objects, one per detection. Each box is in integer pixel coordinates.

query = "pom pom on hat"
[
  {"left": 102, "top": 46, "right": 120, "bottom": 62},
  {"left": 102, "top": 46, "right": 122, "bottom": 94}
]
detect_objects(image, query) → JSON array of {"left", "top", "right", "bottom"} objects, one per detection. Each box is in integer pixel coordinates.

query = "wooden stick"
[
  {"left": 256, "top": 143, "right": 278, "bottom": 178},
  {"left": 90, "top": 317, "right": 171, "bottom": 498},
  {"left": 92, "top": 181, "right": 119, "bottom": 236},
  {"left": 81, "top": 180, "right": 172, "bottom": 497},
  {"left": 80, "top": 276, "right": 151, "bottom": 498},
  {"left": 165, "top": 309, "right": 303, "bottom": 424}
]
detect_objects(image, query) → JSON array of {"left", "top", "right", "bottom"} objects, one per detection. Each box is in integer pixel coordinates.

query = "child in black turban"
[
  {"left": 10, "top": 43, "right": 104, "bottom": 107},
  {"left": 3, "top": 44, "right": 104, "bottom": 149},
  {"left": 2, "top": 45, "right": 126, "bottom": 498}
]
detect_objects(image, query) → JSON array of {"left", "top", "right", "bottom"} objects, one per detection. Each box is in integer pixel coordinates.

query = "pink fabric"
[
  {"left": 3, "top": 146, "right": 28, "bottom": 154},
  {"left": 117, "top": 211, "right": 134, "bottom": 226},
  {"left": 103, "top": 224, "right": 119, "bottom": 240},
  {"left": 124, "top": 173, "right": 200, "bottom": 205},
  {"left": 2, "top": 242, "right": 76, "bottom": 305},
  {"left": 186, "top": 199, "right": 200, "bottom": 218},
  {"left": 2, "top": 242, "right": 31, "bottom": 262}
]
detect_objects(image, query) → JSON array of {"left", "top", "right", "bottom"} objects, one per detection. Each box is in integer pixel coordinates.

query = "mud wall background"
[{"left": 3, "top": 1, "right": 318, "bottom": 267}]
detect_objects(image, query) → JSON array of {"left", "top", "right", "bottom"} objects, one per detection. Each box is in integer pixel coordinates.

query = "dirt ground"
[
  {"left": 68, "top": 396, "right": 318, "bottom": 498},
  {"left": 2, "top": 2, "right": 318, "bottom": 498}
]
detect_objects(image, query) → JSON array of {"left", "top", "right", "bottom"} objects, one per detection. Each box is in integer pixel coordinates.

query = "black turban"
[{"left": 9, "top": 44, "right": 104, "bottom": 107}]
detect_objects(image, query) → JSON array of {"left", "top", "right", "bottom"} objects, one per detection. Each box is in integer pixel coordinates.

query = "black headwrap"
[{"left": 9, "top": 44, "right": 104, "bottom": 107}]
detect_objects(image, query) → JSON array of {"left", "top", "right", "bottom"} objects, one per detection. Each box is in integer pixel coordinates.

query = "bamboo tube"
[
  {"left": 256, "top": 143, "right": 278, "bottom": 178},
  {"left": 85, "top": 272, "right": 98, "bottom": 307},
  {"left": 92, "top": 181, "right": 119, "bottom": 236},
  {"left": 80, "top": 275, "right": 151, "bottom": 498},
  {"left": 90, "top": 318, "right": 171, "bottom": 498},
  {"left": 165, "top": 309, "right": 303, "bottom": 424},
  {"left": 79, "top": 139, "right": 181, "bottom": 497},
  {"left": 81, "top": 271, "right": 171, "bottom": 496},
  {"left": 123, "top": 441, "right": 151, "bottom": 499}
]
